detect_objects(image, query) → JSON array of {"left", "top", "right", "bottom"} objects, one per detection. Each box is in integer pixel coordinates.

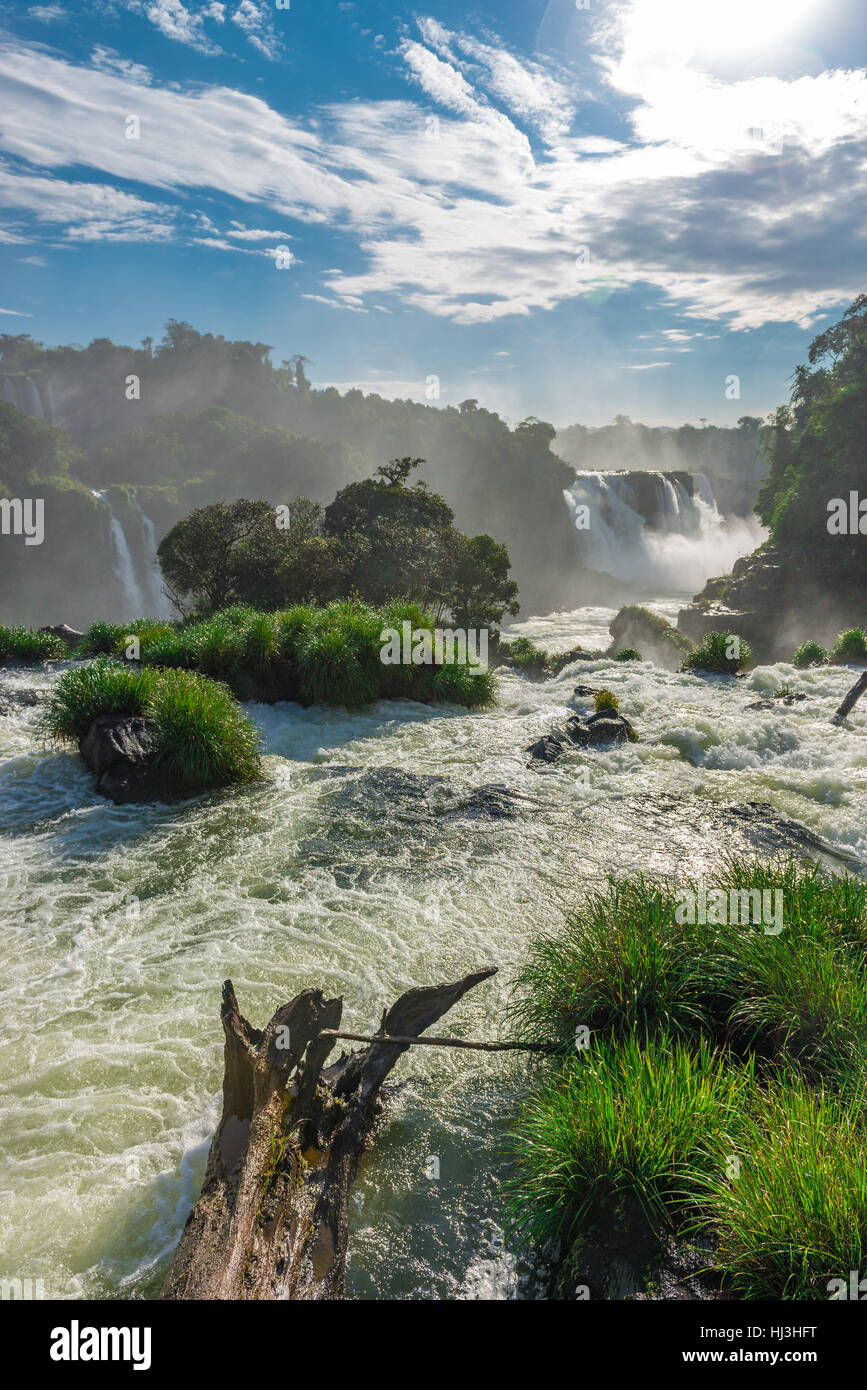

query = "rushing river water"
[{"left": 1, "top": 598, "right": 866, "bottom": 1300}]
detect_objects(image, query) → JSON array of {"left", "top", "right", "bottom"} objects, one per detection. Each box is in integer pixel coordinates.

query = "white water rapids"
[{"left": 1, "top": 599, "right": 865, "bottom": 1299}]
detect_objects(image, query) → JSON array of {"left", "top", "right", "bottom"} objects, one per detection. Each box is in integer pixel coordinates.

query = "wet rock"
[
  {"left": 526, "top": 709, "right": 635, "bottom": 765},
  {"left": 79, "top": 714, "right": 166, "bottom": 803},
  {"left": 38, "top": 623, "right": 83, "bottom": 650},
  {"left": 746, "top": 693, "right": 808, "bottom": 711}
]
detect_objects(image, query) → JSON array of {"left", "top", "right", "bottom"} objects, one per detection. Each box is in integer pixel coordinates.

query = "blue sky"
[{"left": 1, "top": 0, "right": 866, "bottom": 426}]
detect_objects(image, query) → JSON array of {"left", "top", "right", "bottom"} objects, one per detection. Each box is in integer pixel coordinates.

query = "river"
[{"left": 1, "top": 597, "right": 865, "bottom": 1299}]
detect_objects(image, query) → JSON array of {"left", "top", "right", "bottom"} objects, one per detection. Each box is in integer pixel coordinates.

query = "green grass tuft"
[
  {"left": 0, "top": 625, "right": 68, "bottom": 664},
  {"left": 830, "top": 627, "right": 867, "bottom": 664},
  {"left": 681, "top": 630, "right": 754, "bottom": 674}
]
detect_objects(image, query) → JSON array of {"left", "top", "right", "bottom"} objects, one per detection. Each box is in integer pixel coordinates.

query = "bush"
[
  {"left": 41, "top": 660, "right": 261, "bottom": 790},
  {"left": 499, "top": 636, "right": 549, "bottom": 670},
  {"left": 137, "top": 600, "right": 496, "bottom": 710},
  {"left": 593, "top": 689, "right": 619, "bottom": 713},
  {"left": 614, "top": 648, "right": 642, "bottom": 662},
  {"left": 40, "top": 660, "right": 157, "bottom": 742},
  {"left": 504, "top": 1034, "right": 752, "bottom": 1244},
  {"left": 698, "top": 1080, "right": 867, "bottom": 1299},
  {"left": 830, "top": 628, "right": 867, "bottom": 664},
  {"left": 504, "top": 857, "right": 867, "bottom": 1297},
  {"left": 681, "top": 630, "right": 753, "bottom": 674},
  {"left": 791, "top": 640, "right": 829, "bottom": 669},
  {"left": 0, "top": 625, "right": 68, "bottom": 664}
]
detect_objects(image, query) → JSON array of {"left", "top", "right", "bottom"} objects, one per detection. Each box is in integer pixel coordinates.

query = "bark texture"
[{"left": 161, "top": 966, "right": 497, "bottom": 1300}]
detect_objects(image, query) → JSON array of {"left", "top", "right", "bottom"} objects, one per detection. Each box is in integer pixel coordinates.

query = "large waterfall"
[{"left": 564, "top": 469, "right": 763, "bottom": 592}]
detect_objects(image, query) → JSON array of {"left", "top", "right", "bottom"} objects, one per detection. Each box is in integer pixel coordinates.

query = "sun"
[{"left": 628, "top": 0, "right": 818, "bottom": 62}]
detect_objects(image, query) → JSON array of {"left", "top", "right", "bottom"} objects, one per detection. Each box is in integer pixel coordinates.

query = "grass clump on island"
[
  {"left": 0, "top": 624, "right": 69, "bottom": 664},
  {"left": 613, "top": 647, "right": 642, "bottom": 662},
  {"left": 504, "top": 856, "right": 867, "bottom": 1299},
  {"left": 830, "top": 627, "right": 867, "bottom": 664},
  {"left": 681, "top": 629, "right": 754, "bottom": 675},
  {"left": 78, "top": 600, "right": 495, "bottom": 710},
  {"left": 40, "top": 660, "right": 262, "bottom": 791}
]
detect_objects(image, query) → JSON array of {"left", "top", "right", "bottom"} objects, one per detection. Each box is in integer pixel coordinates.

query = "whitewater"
[{"left": 1, "top": 600, "right": 865, "bottom": 1300}]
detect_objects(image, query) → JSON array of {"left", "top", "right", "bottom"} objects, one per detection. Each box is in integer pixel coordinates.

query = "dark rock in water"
[
  {"left": 79, "top": 714, "right": 166, "bottom": 803},
  {"left": 747, "top": 693, "right": 808, "bottom": 711},
  {"left": 525, "top": 733, "right": 568, "bottom": 765},
  {"left": 572, "top": 684, "right": 600, "bottom": 699},
  {"left": 38, "top": 623, "right": 83, "bottom": 650},
  {"left": 527, "top": 710, "right": 634, "bottom": 764}
]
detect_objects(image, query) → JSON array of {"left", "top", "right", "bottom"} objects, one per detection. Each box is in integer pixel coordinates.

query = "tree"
[{"left": 158, "top": 499, "right": 283, "bottom": 612}]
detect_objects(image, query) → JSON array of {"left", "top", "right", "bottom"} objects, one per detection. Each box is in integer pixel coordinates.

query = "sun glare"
[{"left": 629, "top": 0, "right": 819, "bottom": 62}]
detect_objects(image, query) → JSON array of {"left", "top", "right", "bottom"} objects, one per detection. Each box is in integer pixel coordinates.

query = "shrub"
[
  {"left": 504, "top": 1033, "right": 752, "bottom": 1244},
  {"left": 41, "top": 660, "right": 261, "bottom": 790},
  {"left": 791, "top": 640, "right": 829, "bottom": 669},
  {"left": 614, "top": 648, "right": 642, "bottom": 662},
  {"left": 698, "top": 1079, "right": 867, "bottom": 1299},
  {"left": 40, "top": 659, "right": 157, "bottom": 742},
  {"left": 593, "top": 689, "right": 619, "bottom": 713},
  {"left": 0, "top": 625, "right": 68, "bottom": 664},
  {"left": 830, "top": 628, "right": 867, "bottom": 664},
  {"left": 681, "top": 630, "right": 753, "bottom": 674},
  {"left": 500, "top": 636, "right": 549, "bottom": 670}
]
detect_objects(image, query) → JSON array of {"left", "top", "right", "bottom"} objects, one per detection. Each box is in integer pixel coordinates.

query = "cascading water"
[
  {"left": 565, "top": 470, "right": 764, "bottom": 592},
  {"left": 91, "top": 491, "right": 172, "bottom": 619},
  {"left": 132, "top": 500, "right": 172, "bottom": 618},
  {"left": 20, "top": 376, "right": 44, "bottom": 419},
  {"left": 93, "top": 490, "right": 147, "bottom": 617}
]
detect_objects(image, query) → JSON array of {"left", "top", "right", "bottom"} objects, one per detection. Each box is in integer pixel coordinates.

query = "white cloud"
[
  {"left": 231, "top": 0, "right": 282, "bottom": 61},
  {"left": 27, "top": 4, "right": 65, "bottom": 20},
  {"left": 91, "top": 45, "right": 152, "bottom": 84},
  {"left": 0, "top": 307, "right": 32, "bottom": 316},
  {"left": 0, "top": 14, "right": 865, "bottom": 334}
]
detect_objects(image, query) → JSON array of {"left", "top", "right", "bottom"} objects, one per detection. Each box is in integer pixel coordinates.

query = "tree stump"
[{"left": 160, "top": 966, "right": 497, "bottom": 1300}]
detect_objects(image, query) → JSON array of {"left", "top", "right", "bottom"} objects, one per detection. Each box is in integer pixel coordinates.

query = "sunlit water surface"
[{"left": 1, "top": 600, "right": 865, "bottom": 1300}]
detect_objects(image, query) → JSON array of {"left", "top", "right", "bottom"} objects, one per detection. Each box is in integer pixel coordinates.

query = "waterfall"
[
  {"left": 132, "top": 500, "right": 172, "bottom": 618},
  {"left": 0, "top": 375, "right": 53, "bottom": 420},
  {"left": 21, "top": 377, "right": 44, "bottom": 419},
  {"left": 93, "top": 491, "right": 147, "bottom": 618},
  {"left": 564, "top": 469, "right": 760, "bottom": 592},
  {"left": 42, "top": 378, "right": 57, "bottom": 426}
]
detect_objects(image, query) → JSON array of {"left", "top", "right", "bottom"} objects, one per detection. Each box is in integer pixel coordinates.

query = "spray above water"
[{"left": 565, "top": 470, "right": 766, "bottom": 592}]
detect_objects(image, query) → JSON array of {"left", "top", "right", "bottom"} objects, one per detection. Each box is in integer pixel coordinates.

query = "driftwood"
[
  {"left": 833, "top": 671, "right": 867, "bottom": 724},
  {"left": 160, "top": 965, "right": 497, "bottom": 1300},
  {"left": 319, "top": 1028, "right": 559, "bottom": 1054}
]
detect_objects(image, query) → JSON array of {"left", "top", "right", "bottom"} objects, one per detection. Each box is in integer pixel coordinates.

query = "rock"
[
  {"left": 79, "top": 714, "right": 166, "bottom": 803},
  {"left": 746, "top": 693, "right": 808, "bottom": 711},
  {"left": 573, "top": 684, "right": 600, "bottom": 698},
  {"left": 38, "top": 623, "right": 83, "bottom": 650},
  {"left": 677, "top": 543, "right": 867, "bottom": 663},
  {"left": 608, "top": 606, "right": 693, "bottom": 672},
  {"left": 526, "top": 710, "right": 634, "bottom": 764}
]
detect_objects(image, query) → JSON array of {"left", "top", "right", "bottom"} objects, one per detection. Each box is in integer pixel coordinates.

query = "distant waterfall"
[
  {"left": 564, "top": 469, "right": 761, "bottom": 592},
  {"left": 93, "top": 491, "right": 147, "bottom": 617},
  {"left": 132, "top": 499, "right": 172, "bottom": 618},
  {"left": 0, "top": 374, "right": 52, "bottom": 421}
]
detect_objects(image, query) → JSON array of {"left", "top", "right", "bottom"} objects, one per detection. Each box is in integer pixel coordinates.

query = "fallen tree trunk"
[
  {"left": 833, "top": 670, "right": 867, "bottom": 724},
  {"left": 160, "top": 965, "right": 497, "bottom": 1300}
]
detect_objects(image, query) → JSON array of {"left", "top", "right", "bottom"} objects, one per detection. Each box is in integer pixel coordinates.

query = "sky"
[{"left": 0, "top": 0, "right": 865, "bottom": 427}]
